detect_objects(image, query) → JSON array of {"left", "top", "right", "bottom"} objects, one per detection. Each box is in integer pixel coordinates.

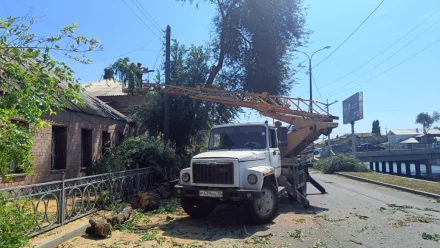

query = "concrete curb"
[
  {"left": 35, "top": 223, "right": 90, "bottom": 248},
  {"left": 335, "top": 172, "right": 440, "bottom": 199}
]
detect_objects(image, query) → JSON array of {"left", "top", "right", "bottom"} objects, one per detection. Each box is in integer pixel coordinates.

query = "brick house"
[
  {"left": 0, "top": 87, "right": 130, "bottom": 188},
  {"left": 83, "top": 79, "right": 146, "bottom": 115}
]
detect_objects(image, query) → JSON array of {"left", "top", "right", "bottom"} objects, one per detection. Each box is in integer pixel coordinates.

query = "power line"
[
  {"left": 313, "top": 0, "right": 385, "bottom": 69},
  {"left": 153, "top": 43, "right": 164, "bottom": 70},
  {"left": 326, "top": 38, "right": 440, "bottom": 98},
  {"left": 132, "top": 0, "right": 162, "bottom": 31},
  {"left": 94, "top": 38, "right": 156, "bottom": 62},
  {"left": 312, "top": 76, "right": 324, "bottom": 102},
  {"left": 320, "top": 8, "right": 440, "bottom": 89},
  {"left": 120, "top": 0, "right": 162, "bottom": 40},
  {"left": 131, "top": 0, "right": 163, "bottom": 34},
  {"left": 325, "top": 16, "right": 440, "bottom": 93}
]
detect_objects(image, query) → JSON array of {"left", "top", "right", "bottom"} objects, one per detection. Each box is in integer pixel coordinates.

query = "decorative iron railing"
[{"left": 0, "top": 167, "right": 155, "bottom": 236}]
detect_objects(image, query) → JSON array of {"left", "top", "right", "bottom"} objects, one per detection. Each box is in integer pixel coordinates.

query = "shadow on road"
[{"left": 160, "top": 195, "right": 327, "bottom": 242}]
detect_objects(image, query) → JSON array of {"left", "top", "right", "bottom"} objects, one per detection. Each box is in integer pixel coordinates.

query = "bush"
[
  {"left": 314, "top": 154, "right": 370, "bottom": 174},
  {"left": 0, "top": 195, "right": 36, "bottom": 248},
  {"left": 91, "top": 136, "right": 188, "bottom": 181}
]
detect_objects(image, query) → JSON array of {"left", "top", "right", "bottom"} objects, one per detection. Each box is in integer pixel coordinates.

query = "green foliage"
[
  {"left": 91, "top": 136, "right": 187, "bottom": 180},
  {"left": 129, "top": 41, "right": 238, "bottom": 154},
  {"left": 108, "top": 58, "right": 143, "bottom": 93},
  {"left": 151, "top": 200, "right": 180, "bottom": 215},
  {"left": 416, "top": 111, "right": 440, "bottom": 134},
  {"left": 310, "top": 240, "right": 327, "bottom": 248},
  {"left": 422, "top": 232, "right": 440, "bottom": 242},
  {"left": 288, "top": 229, "right": 305, "bottom": 241},
  {"left": 372, "top": 120, "right": 381, "bottom": 136},
  {"left": 0, "top": 16, "right": 102, "bottom": 179},
  {"left": 178, "top": 0, "right": 309, "bottom": 95},
  {"left": 139, "top": 230, "right": 165, "bottom": 244},
  {"left": 314, "top": 154, "right": 370, "bottom": 174},
  {"left": 250, "top": 236, "right": 270, "bottom": 244},
  {"left": 0, "top": 195, "right": 36, "bottom": 247}
]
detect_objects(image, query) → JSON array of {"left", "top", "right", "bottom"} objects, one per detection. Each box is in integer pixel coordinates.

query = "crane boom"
[{"left": 130, "top": 84, "right": 339, "bottom": 157}]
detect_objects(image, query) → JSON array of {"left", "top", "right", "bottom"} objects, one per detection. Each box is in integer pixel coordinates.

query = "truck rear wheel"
[
  {"left": 181, "top": 197, "right": 216, "bottom": 218},
  {"left": 247, "top": 182, "right": 279, "bottom": 224}
]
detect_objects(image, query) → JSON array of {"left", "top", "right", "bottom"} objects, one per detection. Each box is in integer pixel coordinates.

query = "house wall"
[
  {"left": 97, "top": 95, "right": 146, "bottom": 115},
  {"left": 388, "top": 134, "right": 415, "bottom": 144},
  {"left": 0, "top": 110, "right": 128, "bottom": 188}
]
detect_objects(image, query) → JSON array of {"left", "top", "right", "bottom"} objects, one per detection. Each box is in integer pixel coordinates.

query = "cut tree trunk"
[{"left": 85, "top": 217, "right": 111, "bottom": 238}]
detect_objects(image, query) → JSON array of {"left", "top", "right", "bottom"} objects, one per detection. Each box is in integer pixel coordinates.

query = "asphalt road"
[
  {"left": 300, "top": 173, "right": 440, "bottom": 248},
  {"left": 156, "top": 173, "right": 440, "bottom": 248}
]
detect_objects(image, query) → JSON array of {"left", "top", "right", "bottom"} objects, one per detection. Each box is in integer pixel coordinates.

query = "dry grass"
[{"left": 340, "top": 172, "right": 440, "bottom": 195}]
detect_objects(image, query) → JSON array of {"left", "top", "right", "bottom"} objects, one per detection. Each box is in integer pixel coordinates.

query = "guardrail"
[
  {"left": 0, "top": 167, "right": 155, "bottom": 236},
  {"left": 357, "top": 144, "right": 434, "bottom": 153}
]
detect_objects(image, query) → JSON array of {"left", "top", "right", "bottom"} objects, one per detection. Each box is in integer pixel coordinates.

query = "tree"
[
  {"left": 178, "top": 0, "right": 309, "bottom": 95},
  {"left": 372, "top": 120, "right": 381, "bottom": 136},
  {"left": 106, "top": 58, "right": 143, "bottom": 93},
  {"left": 415, "top": 111, "right": 440, "bottom": 134},
  {"left": 129, "top": 40, "right": 238, "bottom": 153},
  {"left": 0, "top": 16, "right": 102, "bottom": 179}
]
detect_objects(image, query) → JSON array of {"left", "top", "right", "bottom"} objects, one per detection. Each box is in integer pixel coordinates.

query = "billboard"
[{"left": 343, "top": 92, "right": 363, "bottom": 124}]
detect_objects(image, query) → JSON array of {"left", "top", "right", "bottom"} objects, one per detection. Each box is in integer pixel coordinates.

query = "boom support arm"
[{"left": 131, "top": 84, "right": 338, "bottom": 157}]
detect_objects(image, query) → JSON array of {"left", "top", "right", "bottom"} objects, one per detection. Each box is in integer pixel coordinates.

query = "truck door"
[{"left": 269, "top": 128, "right": 281, "bottom": 177}]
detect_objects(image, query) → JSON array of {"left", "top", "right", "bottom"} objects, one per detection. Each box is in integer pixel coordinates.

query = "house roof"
[
  {"left": 355, "top": 132, "right": 373, "bottom": 138},
  {"left": 62, "top": 82, "right": 128, "bottom": 122},
  {"left": 11, "top": 59, "right": 128, "bottom": 122},
  {"left": 400, "top": 137, "right": 419, "bottom": 144},
  {"left": 389, "top": 129, "right": 440, "bottom": 135},
  {"left": 83, "top": 79, "right": 127, "bottom": 96}
]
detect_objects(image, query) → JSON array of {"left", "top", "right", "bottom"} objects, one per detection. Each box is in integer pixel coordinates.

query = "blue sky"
[{"left": 2, "top": 0, "right": 440, "bottom": 137}]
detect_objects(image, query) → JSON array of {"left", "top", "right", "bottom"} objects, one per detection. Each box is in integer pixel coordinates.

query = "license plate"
[{"left": 199, "top": 190, "right": 223, "bottom": 198}]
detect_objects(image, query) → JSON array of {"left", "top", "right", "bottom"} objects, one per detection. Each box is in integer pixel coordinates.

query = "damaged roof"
[
  {"left": 83, "top": 79, "right": 127, "bottom": 96},
  {"left": 64, "top": 86, "right": 128, "bottom": 121}
]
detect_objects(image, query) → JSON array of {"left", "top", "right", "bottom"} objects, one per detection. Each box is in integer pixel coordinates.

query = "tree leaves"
[
  {"left": 129, "top": 41, "right": 238, "bottom": 154},
  {"left": 0, "top": 16, "right": 102, "bottom": 179},
  {"left": 181, "top": 0, "right": 309, "bottom": 95},
  {"left": 415, "top": 112, "right": 440, "bottom": 134}
]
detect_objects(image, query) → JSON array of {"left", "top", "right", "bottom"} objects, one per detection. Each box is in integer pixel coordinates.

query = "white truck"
[
  {"left": 175, "top": 123, "right": 285, "bottom": 224},
  {"left": 136, "top": 83, "right": 338, "bottom": 223}
]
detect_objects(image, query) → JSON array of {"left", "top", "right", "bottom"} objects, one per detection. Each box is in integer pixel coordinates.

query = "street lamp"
[{"left": 293, "top": 46, "right": 331, "bottom": 113}]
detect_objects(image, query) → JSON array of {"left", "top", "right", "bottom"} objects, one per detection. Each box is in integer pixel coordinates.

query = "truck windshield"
[{"left": 208, "top": 125, "right": 267, "bottom": 150}]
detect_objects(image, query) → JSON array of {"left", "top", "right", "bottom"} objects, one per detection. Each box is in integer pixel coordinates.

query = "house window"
[
  {"left": 51, "top": 126, "right": 67, "bottom": 170},
  {"left": 102, "top": 131, "right": 111, "bottom": 155},
  {"left": 269, "top": 129, "right": 278, "bottom": 148},
  {"left": 81, "top": 129, "right": 93, "bottom": 168}
]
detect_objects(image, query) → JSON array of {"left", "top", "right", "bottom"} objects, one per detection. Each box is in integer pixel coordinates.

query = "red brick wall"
[
  {"left": 97, "top": 95, "right": 146, "bottom": 115},
  {"left": 0, "top": 110, "right": 129, "bottom": 188}
]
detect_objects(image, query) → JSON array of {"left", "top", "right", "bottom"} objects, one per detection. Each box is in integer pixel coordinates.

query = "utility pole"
[
  {"left": 309, "top": 59, "right": 312, "bottom": 113},
  {"left": 385, "top": 126, "right": 389, "bottom": 150},
  {"left": 164, "top": 25, "right": 171, "bottom": 142},
  {"left": 316, "top": 99, "right": 338, "bottom": 145},
  {"left": 292, "top": 46, "right": 331, "bottom": 113}
]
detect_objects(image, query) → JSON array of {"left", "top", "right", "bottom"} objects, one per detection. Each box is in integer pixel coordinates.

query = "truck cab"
[{"left": 175, "top": 123, "right": 281, "bottom": 223}]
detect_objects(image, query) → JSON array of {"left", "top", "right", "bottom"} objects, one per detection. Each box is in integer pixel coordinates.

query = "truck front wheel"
[
  {"left": 181, "top": 197, "right": 216, "bottom": 218},
  {"left": 247, "top": 182, "right": 279, "bottom": 224}
]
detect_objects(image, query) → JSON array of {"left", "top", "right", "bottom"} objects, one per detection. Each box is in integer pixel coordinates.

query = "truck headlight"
[
  {"left": 181, "top": 172, "right": 190, "bottom": 183},
  {"left": 247, "top": 174, "right": 258, "bottom": 185}
]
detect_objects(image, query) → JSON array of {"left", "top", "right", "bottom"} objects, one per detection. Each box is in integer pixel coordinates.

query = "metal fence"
[
  {"left": 0, "top": 167, "right": 155, "bottom": 236},
  {"left": 356, "top": 143, "right": 433, "bottom": 153},
  {"left": 385, "top": 144, "right": 431, "bottom": 151}
]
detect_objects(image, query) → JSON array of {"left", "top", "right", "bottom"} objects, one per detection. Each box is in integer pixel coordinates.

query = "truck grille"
[{"left": 192, "top": 162, "right": 234, "bottom": 184}]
